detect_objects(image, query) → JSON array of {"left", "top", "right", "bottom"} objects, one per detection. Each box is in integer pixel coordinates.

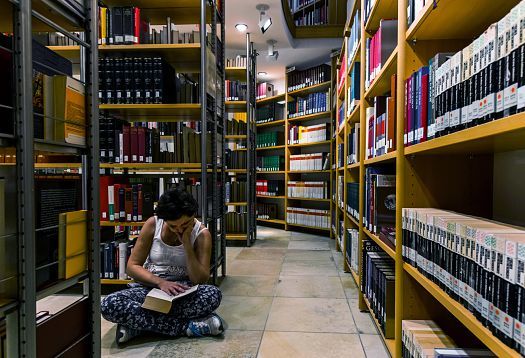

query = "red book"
[
  {"left": 123, "top": 124, "right": 131, "bottom": 162},
  {"left": 138, "top": 127, "right": 146, "bottom": 162},
  {"left": 138, "top": 184, "right": 143, "bottom": 221},
  {"left": 421, "top": 69, "right": 429, "bottom": 143},
  {"left": 133, "top": 7, "right": 140, "bottom": 44},
  {"left": 100, "top": 176, "right": 112, "bottom": 221},
  {"left": 130, "top": 126, "right": 138, "bottom": 162}
]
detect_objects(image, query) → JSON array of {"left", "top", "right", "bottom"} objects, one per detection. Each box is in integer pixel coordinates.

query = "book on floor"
[{"left": 141, "top": 285, "right": 199, "bottom": 313}]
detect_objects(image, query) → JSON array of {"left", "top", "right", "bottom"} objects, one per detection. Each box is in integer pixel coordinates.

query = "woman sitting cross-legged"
[{"left": 101, "top": 187, "right": 224, "bottom": 345}]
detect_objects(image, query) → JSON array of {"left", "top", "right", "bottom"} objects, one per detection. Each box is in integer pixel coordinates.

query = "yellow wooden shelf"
[
  {"left": 256, "top": 195, "right": 286, "bottom": 199},
  {"left": 226, "top": 169, "right": 247, "bottom": 173},
  {"left": 226, "top": 202, "right": 248, "bottom": 206},
  {"left": 100, "top": 221, "right": 145, "bottom": 227},
  {"left": 286, "top": 223, "right": 330, "bottom": 231},
  {"left": 225, "top": 67, "right": 247, "bottom": 81},
  {"left": 226, "top": 234, "right": 247, "bottom": 240},
  {"left": 337, "top": 166, "right": 345, "bottom": 172},
  {"left": 363, "top": 295, "right": 396, "bottom": 357},
  {"left": 47, "top": 46, "right": 81, "bottom": 61},
  {"left": 258, "top": 171, "right": 286, "bottom": 174},
  {"left": 404, "top": 113, "right": 525, "bottom": 156},
  {"left": 257, "top": 218, "right": 286, "bottom": 225},
  {"left": 225, "top": 101, "right": 247, "bottom": 113},
  {"left": 343, "top": 0, "right": 360, "bottom": 36},
  {"left": 34, "top": 163, "right": 81, "bottom": 169},
  {"left": 364, "top": 48, "right": 397, "bottom": 99},
  {"left": 350, "top": 268, "right": 360, "bottom": 286},
  {"left": 99, "top": 104, "right": 201, "bottom": 122},
  {"left": 404, "top": 263, "right": 521, "bottom": 358},
  {"left": 100, "top": 163, "right": 201, "bottom": 170},
  {"left": 364, "top": 0, "right": 397, "bottom": 32},
  {"left": 347, "top": 41, "right": 361, "bottom": 75},
  {"left": 347, "top": 162, "right": 360, "bottom": 170},
  {"left": 287, "top": 140, "right": 331, "bottom": 148},
  {"left": 363, "top": 228, "right": 395, "bottom": 259},
  {"left": 256, "top": 93, "right": 286, "bottom": 105},
  {"left": 288, "top": 170, "right": 331, "bottom": 174},
  {"left": 346, "top": 102, "right": 361, "bottom": 124},
  {"left": 364, "top": 151, "right": 397, "bottom": 165},
  {"left": 225, "top": 135, "right": 247, "bottom": 140},
  {"left": 287, "top": 81, "right": 331, "bottom": 97},
  {"left": 346, "top": 211, "right": 359, "bottom": 227},
  {"left": 287, "top": 197, "right": 331, "bottom": 202},
  {"left": 287, "top": 111, "right": 332, "bottom": 123},
  {"left": 101, "top": 279, "right": 133, "bottom": 285},
  {"left": 256, "top": 119, "right": 286, "bottom": 128},
  {"left": 256, "top": 145, "right": 286, "bottom": 151}
]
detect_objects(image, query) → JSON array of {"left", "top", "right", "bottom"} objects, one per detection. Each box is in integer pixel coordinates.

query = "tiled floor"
[{"left": 100, "top": 226, "right": 389, "bottom": 357}]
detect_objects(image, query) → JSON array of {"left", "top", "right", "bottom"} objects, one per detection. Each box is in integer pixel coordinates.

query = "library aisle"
[{"left": 98, "top": 226, "right": 388, "bottom": 357}]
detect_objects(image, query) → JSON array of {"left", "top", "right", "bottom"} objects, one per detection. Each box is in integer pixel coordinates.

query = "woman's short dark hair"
[{"left": 155, "top": 187, "right": 198, "bottom": 220}]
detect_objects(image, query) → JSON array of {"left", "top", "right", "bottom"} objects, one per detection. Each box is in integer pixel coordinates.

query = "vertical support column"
[
  {"left": 15, "top": 0, "right": 36, "bottom": 355},
  {"left": 200, "top": 0, "right": 208, "bottom": 223},
  {"left": 395, "top": 0, "right": 408, "bottom": 356},
  {"left": 245, "top": 32, "right": 252, "bottom": 247},
  {"left": 220, "top": 0, "right": 226, "bottom": 277},
  {"left": 284, "top": 73, "right": 289, "bottom": 231}
]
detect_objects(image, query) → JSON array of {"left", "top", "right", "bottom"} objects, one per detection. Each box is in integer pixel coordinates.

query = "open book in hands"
[{"left": 141, "top": 285, "right": 199, "bottom": 314}]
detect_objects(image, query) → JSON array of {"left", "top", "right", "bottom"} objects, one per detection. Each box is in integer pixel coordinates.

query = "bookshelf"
[
  {"left": 225, "top": 33, "right": 257, "bottom": 247},
  {"left": 0, "top": 0, "right": 100, "bottom": 355},
  {"left": 334, "top": 0, "right": 525, "bottom": 356}
]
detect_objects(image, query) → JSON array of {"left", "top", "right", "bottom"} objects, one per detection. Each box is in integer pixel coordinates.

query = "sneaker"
[
  {"left": 186, "top": 313, "right": 225, "bottom": 337},
  {"left": 115, "top": 323, "right": 141, "bottom": 345}
]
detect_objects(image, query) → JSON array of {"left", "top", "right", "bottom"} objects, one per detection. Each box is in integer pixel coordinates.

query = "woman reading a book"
[{"left": 101, "top": 187, "right": 224, "bottom": 345}]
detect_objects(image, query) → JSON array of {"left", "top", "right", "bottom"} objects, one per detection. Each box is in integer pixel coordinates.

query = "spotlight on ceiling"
[
  {"left": 256, "top": 4, "right": 272, "bottom": 34},
  {"left": 235, "top": 23, "right": 248, "bottom": 32},
  {"left": 267, "top": 39, "right": 279, "bottom": 61},
  {"left": 258, "top": 71, "right": 267, "bottom": 76}
]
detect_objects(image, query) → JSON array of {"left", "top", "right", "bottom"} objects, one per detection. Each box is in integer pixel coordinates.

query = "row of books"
[
  {"left": 225, "top": 80, "right": 246, "bottom": 101},
  {"left": 346, "top": 10, "right": 361, "bottom": 70},
  {"left": 347, "top": 182, "right": 359, "bottom": 221},
  {"left": 257, "top": 132, "right": 282, "bottom": 148},
  {"left": 365, "top": 19, "right": 398, "bottom": 90},
  {"left": 347, "top": 63, "right": 361, "bottom": 116},
  {"left": 286, "top": 207, "right": 330, "bottom": 229},
  {"left": 100, "top": 236, "right": 135, "bottom": 280},
  {"left": 256, "top": 180, "right": 283, "bottom": 196},
  {"left": 288, "top": 0, "right": 315, "bottom": 12},
  {"left": 338, "top": 48, "right": 347, "bottom": 95},
  {"left": 337, "top": 102, "right": 345, "bottom": 129},
  {"left": 402, "top": 320, "right": 495, "bottom": 357},
  {"left": 406, "top": 0, "right": 428, "bottom": 28},
  {"left": 256, "top": 203, "right": 278, "bottom": 220},
  {"left": 256, "top": 103, "right": 283, "bottom": 124},
  {"left": 225, "top": 181, "right": 246, "bottom": 203},
  {"left": 366, "top": 76, "right": 397, "bottom": 159},
  {"left": 225, "top": 150, "right": 247, "bottom": 169},
  {"left": 288, "top": 123, "right": 329, "bottom": 145},
  {"left": 289, "top": 152, "right": 329, "bottom": 171},
  {"left": 337, "top": 143, "right": 344, "bottom": 168},
  {"left": 361, "top": 239, "right": 395, "bottom": 338},
  {"left": 347, "top": 123, "right": 360, "bottom": 164},
  {"left": 337, "top": 176, "right": 344, "bottom": 209},
  {"left": 364, "top": 167, "right": 396, "bottom": 248},
  {"left": 402, "top": 208, "right": 525, "bottom": 353},
  {"left": 287, "top": 181, "right": 329, "bottom": 199},
  {"left": 346, "top": 228, "right": 359, "bottom": 273},
  {"left": 338, "top": 220, "right": 345, "bottom": 250},
  {"left": 287, "top": 64, "right": 331, "bottom": 92},
  {"left": 293, "top": 4, "right": 329, "bottom": 26},
  {"left": 100, "top": 177, "right": 155, "bottom": 222},
  {"left": 35, "top": 31, "right": 84, "bottom": 47},
  {"left": 225, "top": 211, "right": 247, "bottom": 234},
  {"left": 287, "top": 91, "right": 330, "bottom": 118},
  {"left": 226, "top": 55, "right": 247, "bottom": 68},
  {"left": 256, "top": 82, "right": 274, "bottom": 100},
  {"left": 227, "top": 114, "right": 247, "bottom": 136},
  {"left": 257, "top": 155, "right": 284, "bottom": 172}
]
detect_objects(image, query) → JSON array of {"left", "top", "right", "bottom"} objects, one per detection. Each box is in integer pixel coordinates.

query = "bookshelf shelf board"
[
  {"left": 34, "top": 139, "right": 86, "bottom": 155},
  {"left": 346, "top": 211, "right": 359, "bottom": 227},
  {"left": 34, "top": 163, "right": 81, "bottom": 169},
  {"left": 36, "top": 272, "right": 88, "bottom": 301},
  {"left": 100, "top": 221, "right": 146, "bottom": 227},
  {"left": 364, "top": 151, "right": 397, "bottom": 165},
  {"left": 337, "top": 123, "right": 345, "bottom": 137},
  {"left": 346, "top": 43, "right": 361, "bottom": 75},
  {"left": 0, "top": 298, "right": 17, "bottom": 314},
  {"left": 258, "top": 171, "right": 286, "bottom": 174},
  {"left": 347, "top": 162, "right": 360, "bottom": 170},
  {"left": 225, "top": 67, "right": 247, "bottom": 81},
  {"left": 225, "top": 234, "right": 247, "bottom": 240},
  {"left": 350, "top": 268, "right": 360, "bottom": 286},
  {"left": 364, "top": 0, "right": 397, "bottom": 33},
  {"left": 363, "top": 295, "right": 396, "bottom": 356},
  {"left": 287, "top": 197, "right": 331, "bottom": 202},
  {"left": 225, "top": 134, "right": 247, "bottom": 140},
  {"left": 346, "top": 102, "right": 361, "bottom": 124},
  {"left": 225, "top": 101, "right": 247, "bottom": 112},
  {"left": 287, "top": 81, "right": 331, "bottom": 97},
  {"left": 337, "top": 166, "right": 345, "bottom": 172},
  {"left": 256, "top": 93, "right": 286, "bottom": 105},
  {"left": 257, "top": 218, "right": 286, "bottom": 225},
  {"left": 226, "top": 169, "right": 247, "bottom": 173},
  {"left": 226, "top": 202, "right": 248, "bottom": 206},
  {"left": 337, "top": 205, "right": 344, "bottom": 213},
  {"left": 364, "top": 48, "right": 397, "bottom": 99},
  {"left": 404, "top": 263, "right": 521, "bottom": 358},
  {"left": 100, "top": 163, "right": 201, "bottom": 170},
  {"left": 256, "top": 195, "right": 286, "bottom": 199},
  {"left": 406, "top": 0, "right": 520, "bottom": 41},
  {"left": 286, "top": 223, "right": 330, "bottom": 231},
  {"left": 100, "top": 279, "right": 133, "bottom": 285},
  {"left": 363, "top": 228, "right": 395, "bottom": 259},
  {"left": 256, "top": 145, "right": 286, "bottom": 151},
  {"left": 287, "top": 111, "right": 332, "bottom": 123},
  {"left": 338, "top": 83, "right": 346, "bottom": 100},
  {"left": 404, "top": 113, "right": 525, "bottom": 156},
  {"left": 99, "top": 104, "right": 201, "bottom": 122},
  {"left": 288, "top": 170, "right": 331, "bottom": 174},
  {"left": 47, "top": 46, "right": 81, "bottom": 60},
  {"left": 257, "top": 119, "right": 286, "bottom": 128},
  {"left": 288, "top": 140, "right": 331, "bottom": 148}
]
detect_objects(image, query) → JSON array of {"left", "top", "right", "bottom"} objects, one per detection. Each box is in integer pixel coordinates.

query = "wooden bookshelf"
[
  {"left": 100, "top": 279, "right": 133, "bottom": 285},
  {"left": 256, "top": 145, "right": 286, "bottom": 151},
  {"left": 346, "top": 212, "right": 359, "bottom": 227},
  {"left": 286, "top": 223, "right": 330, "bottom": 231},
  {"left": 364, "top": 0, "right": 397, "bottom": 32},
  {"left": 226, "top": 202, "right": 248, "bottom": 206},
  {"left": 346, "top": 103, "right": 360, "bottom": 124},
  {"left": 225, "top": 101, "right": 247, "bottom": 112},
  {"left": 225, "top": 67, "right": 247, "bottom": 81},
  {"left": 100, "top": 163, "right": 201, "bottom": 170},
  {"left": 363, "top": 295, "right": 396, "bottom": 356},
  {"left": 225, "top": 134, "right": 247, "bottom": 140},
  {"left": 287, "top": 197, "right": 331, "bottom": 202},
  {"left": 363, "top": 150, "right": 397, "bottom": 165},
  {"left": 363, "top": 228, "right": 395, "bottom": 259},
  {"left": 287, "top": 140, "right": 331, "bottom": 148},
  {"left": 288, "top": 170, "right": 331, "bottom": 173},
  {"left": 347, "top": 162, "right": 360, "bottom": 170},
  {"left": 256, "top": 119, "right": 286, "bottom": 128},
  {"left": 100, "top": 221, "right": 146, "bottom": 227},
  {"left": 257, "top": 171, "right": 286, "bottom": 174},
  {"left": 287, "top": 111, "right": 332, "bottom": 123},
  {"left": 256, "top": 218, "right": 286, "bottom": 225},
  {"left": 99, "top": 104, "right": 201, "bottom": 121},
  {"left": 347, "top": 41, "right": 361, "bottom": 75},
  {"left": 256, "top": 93, "right": 285, "bottom": 106},
  {"left": 256, "top": 195, "right": 286, "bottom": 199},
  {"left": 225, "top": 234, "right": 247, "bottom": 240},
  {"left": 363, "top": 48, "right": 397, "bottom": 99},
  {"left": 287, "top": 81, "right": 331, "bottom": 97}
]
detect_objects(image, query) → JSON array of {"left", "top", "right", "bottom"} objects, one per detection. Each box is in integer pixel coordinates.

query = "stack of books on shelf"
[
  {"left": 225, "top": 181, "right": 246, "bottom": 203},
  {"left": 100, "top": 227, "right": 136, "bottom": 280},
  {"left": 337, "top": 143, "right": 344, "bottom": 168},
  {"left": 287, "top": 64, "right": 331, "bottom": 92},
  {"left": 291, "top": 1, "right": 329, "bottom": 26},
  {"left": 402, "top": 320, "right": 495, "bottom": 357},
  {"left": 256, "top": 102, "right": 281, "bottom": 123},
  {"left": 346, "top": 10, "right": 361, "bottom": 66},
  {"left": 364, "top": 167, "right": 396, "bottom": 248},
  {"left": 227, "top": 113, "right": 247, "bottom": 135},
  {"left": 337, "top": 102, "right": 346, "bottom": 129},
  {"left": 256, "top": 82, "right": 274, "bottom": 100},
  {"left": 35, "top": 31, "right": 84, "bottom": 46},
  {"left": 256, "top": 155, "right": 284, "bottom": 171},
  {"left": 347, "top": 63, "right": 361, "bottom": 115},
  {"left": 346, "top": 228, "right": 359, "bottom": 272},
  {"left": 256, "top": 203, "right": 277, "bottom": 220},
  {"left": 347, "top": 123, "right": 360, "bottom": 164},
  {"left": 100, "top": 177, "right": 155, "bottom": 222},
  {"left": 225, "top": 80, "right": 246, "bottom": 101},
  {"left": 289, "top": 152, "right": 329, "bottom": 171},
  {"left": 288, "top": 123, "right": 329, "bottom": 144},
  {"left": 287, "top": 181, "right": 329, "bottom": 199},
  {"left": 402, "top": 208, "right": 525, "bottom": 353},
  {"left": 256, "top": 180, "right": 282, "bottom": 196},
  {"left": 338, "top": 49, "right": 347, "bottom": 96},
  {"left": 365, "top": 19, "right": 398, "bottom": 89},
  {"left": 365, "top": 75, "right": 397, "bottom": 159},
  {"left": 225, "top": 211, "right": 247, "bottom": 234},
  {"left": 361, "top": 239, "right": 395, "bottom": 338},
  {"left": 287, "top": 91, "right": 330, "bottom": 118},
  {"left": 226, "top": 55, "right": 247, "bottom": 68},
  {"left": 257, "top": 132, "right": 282, "bottom": 148},
  {"left": 225, "top": 149, "right": 247, "bottom": 169},
  {"left": 346, "top": 182, "right": 359, "bottom": 220},
  {"left": 286, "top": 207, "right": 330, "bottom": 229}
]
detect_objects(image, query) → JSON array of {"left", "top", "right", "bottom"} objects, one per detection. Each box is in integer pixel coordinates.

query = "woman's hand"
[
  {"left": 180, "top": 222, "right": 194, "bottom": 248},
  {"left": 158, "top": 280, "right": 190, "bottom": 296}
]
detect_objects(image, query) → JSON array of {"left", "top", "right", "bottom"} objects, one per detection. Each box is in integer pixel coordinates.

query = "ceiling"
[{"left": 225, "top": 0, "right": 342, "bottom": 92}]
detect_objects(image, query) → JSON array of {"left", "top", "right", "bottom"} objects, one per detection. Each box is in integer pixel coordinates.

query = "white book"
[
  {"left": 142, "top": 285, "right": 200, "bottom": 314},
  {"left": 118, "top": 242, "right": 128, "bottom": 280}
]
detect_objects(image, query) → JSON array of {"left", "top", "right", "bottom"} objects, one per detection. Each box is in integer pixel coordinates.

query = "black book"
[
  {"left": 104, "top": 57, "right": 115, "bottom": 104},
  {"left": 133, "top": 57, "right": 144, "bottom": 103},
  {"left": 123, "top": 7, "right": 134, "bottom": 45},
  {"left": 123, "top": 58, "right": 134, "bottom": 104},
  {"left": 99, "top": 58, "right": 106, "bottom": 104},
  {"left": 113, "top": 7, "right": 124, "bottom": 45},
  {"left": 114, "top": 58, "right": 124, "bottom": 103}
]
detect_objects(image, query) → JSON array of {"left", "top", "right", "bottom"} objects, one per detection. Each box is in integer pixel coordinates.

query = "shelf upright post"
[
  {"left": 14, "top": 0, "right": 37, "bottom": 355},
  {"left": 220, "top": 0, "right": 226, "bottom": 277},
  {"left": 200, "top": 0, "right": 208, "bottom": 225},
  {"left": 86, "top": 0, "right": 101, "bottom": 355},
  {"left": 246, "top": 32, "right": 256, "bottom": 246}
]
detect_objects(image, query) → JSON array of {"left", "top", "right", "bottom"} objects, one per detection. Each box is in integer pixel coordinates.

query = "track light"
[
  {"left": 256, "top": 4, "right": 272, "bottom": 34},
  {"left": 267, "top": 40, "right": 279, "bottom": 61}
]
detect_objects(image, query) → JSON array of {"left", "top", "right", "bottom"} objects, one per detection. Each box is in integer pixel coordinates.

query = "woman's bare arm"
[{"left": 183, "top": 227, "right": 212, "bottom": 284}]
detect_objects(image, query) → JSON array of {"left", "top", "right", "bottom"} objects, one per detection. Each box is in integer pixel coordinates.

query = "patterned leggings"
[{"left": 100, "top": 283, "right": 222, "bottom": 337}]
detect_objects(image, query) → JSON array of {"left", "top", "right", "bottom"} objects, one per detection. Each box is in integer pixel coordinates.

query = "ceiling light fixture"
[
  {"left": 235, "top": 23, "right": 248, "bottom": 32},
  {"left": 256, "top": 4, "right": 272, "bottom": 34},
  {"left": 277, "top": 100, "right": 286, "bottom": 104},
  {"left": 258, "top": 72, "right": 267, "bottom": 76},
  {"left": 267, "top": 39, "right": 279, "bottom": 61}
]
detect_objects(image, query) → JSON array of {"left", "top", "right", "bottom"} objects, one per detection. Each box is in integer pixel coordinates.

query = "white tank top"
[{"left": 144, "top": 217, "right": 206, "bottom": 282}]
